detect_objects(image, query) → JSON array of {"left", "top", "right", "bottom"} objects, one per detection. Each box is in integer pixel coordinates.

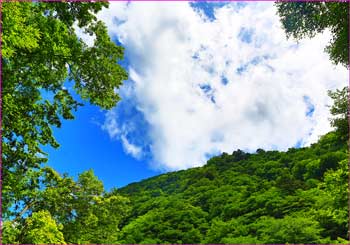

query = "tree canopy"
[
  {"left": 2, "top": 1, "right": 127, "bottom": 219},
  {"left": 328, "top": 87, "right": 350, "bottom": 143},
  {"left": 275, "top": 2, "right": 349, "bottom": 67},
  {"left": 3, "top": 168, "right": 130, "bottom": 244}
]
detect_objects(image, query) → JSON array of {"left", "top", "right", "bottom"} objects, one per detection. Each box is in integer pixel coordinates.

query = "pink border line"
[
  {"left": 0, "top": 1, "right": 3, "bottom": 244},
  {"left": 0, "top": 0, "right": 350, "bottom": 3},
  {"left": 0, "top": 0, "right": 349, "bottom": 244}
]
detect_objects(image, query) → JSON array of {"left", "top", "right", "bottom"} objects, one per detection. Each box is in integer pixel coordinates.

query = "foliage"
[
  {"left": 119, "top": 198, "right": 208, "bottom": 244},
  {"left": 4, "top": 169, "right": 130, "bottom": 244},
  {"left": 328, "top": 87, "right": 349, "bottom": 142},
  {"left": 61, "top": 170, "right": 131, "bottom": 244},
  {"left": 2, "top": 1, "right": 127, "bottom": 218},
  {"left": 275, "top": 2, "right": 349, "bottom": 66},
  {"left": 116, "top": 129, "right": 348, "bottom": 243},
  {"left": 21, "top": 210, "right": 66, "bottom": 244},
  {"left": 2, "top": 221, "right": 21, "bottom": 244},
  {"left": 254, "top": 215, "right": 323, "bottom": 243}
]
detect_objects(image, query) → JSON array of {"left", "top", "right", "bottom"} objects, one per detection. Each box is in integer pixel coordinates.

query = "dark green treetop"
[{"left": 276, "top": 2, "right": 349, "bottom": 66}]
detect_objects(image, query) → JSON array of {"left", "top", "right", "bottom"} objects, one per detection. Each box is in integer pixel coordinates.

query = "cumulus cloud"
[
  {"left": 102, "top": 107, "right": 144, "bottom": 159},
  {"left": 101, "top": 109, "right": 119, "bottom": 139},
  {"left": 120, "top": 135, "right": 142, "bottom": 159},
  {"left": 98, "top": 2, "right": 348, "bottom": 171}
]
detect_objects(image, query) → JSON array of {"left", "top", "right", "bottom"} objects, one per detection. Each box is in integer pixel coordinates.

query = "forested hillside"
[
  {"left": 110, "top": 87, "right": 350, "bottom": 244},
  {"left": 116, "top": 130, "right": 348, "bottom": 244}
]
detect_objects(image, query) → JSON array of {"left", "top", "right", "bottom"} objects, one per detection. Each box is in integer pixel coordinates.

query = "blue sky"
[
  {"left": 45, "top": 2, "right": 347, "bottom": 190},
  {"left": 43, "top": 103, "right": 161, "bottom": 190}
]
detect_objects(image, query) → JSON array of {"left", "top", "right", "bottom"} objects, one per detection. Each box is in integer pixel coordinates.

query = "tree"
[
  {"left": 62, "top": 170, "right": 131, "bottom": 244},
  {"left": 2, "top": 220, "right": 21, "bottom": 244},
  {"left": 21, "top": 210, "right": 66, "bottom": 244},
  {"left": 254, "top": 215, "right": 323, "bottom": 243},
  {"left": 275, "top": 2, "right": 349, "bottom": 67},
  {"left": 328, "top": 87, "right": 350, "bottom": 143},
  {"left": 5, "top": 167, "right": 131, "bottom": 244},
  {"left": 328, "top": 87, "right": 350, "bottom": 240},
  {"left": 2, "top": 1, "right": 127, "bottom": 219},
  {"left": 316, "top": 159, "right": 348, "bottom": 240},
  {"left": 119, "top": 198, "right": 208, "bottom": 244}
]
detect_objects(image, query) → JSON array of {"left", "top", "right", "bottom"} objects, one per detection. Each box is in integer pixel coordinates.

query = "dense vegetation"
[
  {"left": 116, "top": 129, "right": 348, "bottom": 244},
  {"left": 113, "top": 86, "right": 350, "bottom": 244}
]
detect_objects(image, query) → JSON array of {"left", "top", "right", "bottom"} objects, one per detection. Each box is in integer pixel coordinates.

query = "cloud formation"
[{"left": 98, "top": 2, "right": 348, "bottom": 170}]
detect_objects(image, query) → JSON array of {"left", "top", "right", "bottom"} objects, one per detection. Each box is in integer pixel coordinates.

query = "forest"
[{"left": 2, "top": 1, "right": 349, "bottom": 244}]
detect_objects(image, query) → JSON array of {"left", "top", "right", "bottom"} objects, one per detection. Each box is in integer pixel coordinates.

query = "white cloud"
[
  {"left": 120, "top": 135, "right": 142, "bottom": 159},
  {"left": 98, "top": 2, "right": 348, "bottom": 171},
  {"left": 101, "top": 109, "right": 120, "bottom": 139},
  {"left": 102, "top": 108, "right": 144, "bottom": 160}
]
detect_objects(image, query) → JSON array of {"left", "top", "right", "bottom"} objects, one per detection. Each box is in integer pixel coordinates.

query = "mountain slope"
[{"left": 117, "top": 131, "right": 348, "bottom": 244}]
